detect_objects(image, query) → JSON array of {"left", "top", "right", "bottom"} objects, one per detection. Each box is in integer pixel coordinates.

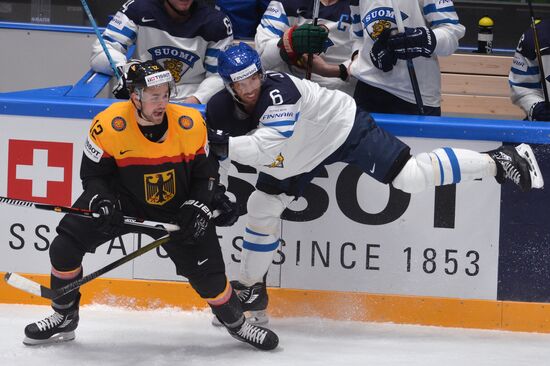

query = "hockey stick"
[
  {"left": 527, "top": 0, "right": 549, "bottom": 105},
  {"left": 4, "top": 234, "right": 171, "bottom": 300},
  {"left": 391, "top": 0, "right": 425, "bottom": 115},
  {"left": 0, "top": 196, "right": 180, "bottom": 232},
  {"left": 305, "top": 0, "right": 321, "bottom": 80},
  {"left": 79, "top": 0, "right": 122, "bottom": 80}
]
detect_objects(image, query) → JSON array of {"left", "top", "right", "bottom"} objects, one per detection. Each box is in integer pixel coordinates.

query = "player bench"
[{"left": 440, "top": 53, "right": 524, "bottom": 119}]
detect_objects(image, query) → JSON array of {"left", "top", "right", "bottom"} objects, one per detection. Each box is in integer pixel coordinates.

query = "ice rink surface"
[{"left": 1, "top": 303, "right": 549, "bottom": 366}]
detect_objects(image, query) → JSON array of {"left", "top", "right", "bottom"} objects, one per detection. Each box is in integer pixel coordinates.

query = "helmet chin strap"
[{"left": 165, "top": 0, "right": 191, "bottom": 17}]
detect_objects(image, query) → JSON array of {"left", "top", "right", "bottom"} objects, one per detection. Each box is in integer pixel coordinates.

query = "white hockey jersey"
[
  {"left": 349, "top": 0, "right": 465, "bottom": 107},
  {"left": 509, "top": 19, "right": 550, "bottom": 119},
  {"left": 90, "top": 0, "right": 233, "bottom": 103},
  {"left": 207, "top": 72, "right": 356, "bottom": 180},
  {"left": 255, "top": 0, "right": 356, "bottom": 95}
]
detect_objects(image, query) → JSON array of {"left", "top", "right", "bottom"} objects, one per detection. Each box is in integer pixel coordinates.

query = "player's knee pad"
[
  {"left": 49, "top": 234, "right": 86, "bottom": 270},
  {"left": 246, "top": 190, "right": 293, "bottom": 235},
  {"left": 392, "top": 153, "right": 436, "bottom": 193},
  {"left": 189, "top": 271, "right": 227, "bottom": 299}
]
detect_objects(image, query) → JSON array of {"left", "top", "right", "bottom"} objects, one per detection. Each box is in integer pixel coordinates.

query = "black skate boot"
[
  {"left": 24, "top": 286, "right": 81, "bottom": 346},
  {"left": 212, "top": 280, "right": 269, "bottom": 326},
  {"left": 211, "top": 287, "right": 279, "bottom": 350},
  {"left": 24, "top": 308, "right": 79, "bottom": 346},
  {"left": 227, "top": 319, "right": 279, "bottom": 351},
  {"left": 487, "top": 143, "right": 544, "bottom": 191}
]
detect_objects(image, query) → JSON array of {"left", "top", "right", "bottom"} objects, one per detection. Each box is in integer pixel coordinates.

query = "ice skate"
[
  {"left": 227, "top": 319, "right": 279, "bottom": 351},
  {"left": 23, "top": 309, "right": 79, "bottom": 346},
  {"left": 212, "top": 280, "right": 269, "bottom": 326},
  {"left": 488, "top": 143, "right": 544, "bottom": 191}
]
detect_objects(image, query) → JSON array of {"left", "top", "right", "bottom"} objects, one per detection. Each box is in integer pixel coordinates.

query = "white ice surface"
[{"left": 1, "top": 303, "right": 549, "bottom": 366}]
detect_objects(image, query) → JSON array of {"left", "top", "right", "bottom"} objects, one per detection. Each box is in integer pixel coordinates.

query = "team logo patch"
[
  {"left": 148, "top": 46, "right": 200, "bottom": 82},
  {"left": 362, "top": 7, "right": 409, "bottom": 40},
  {"left": 144, "top": 169, "right": 176, "bottom": 205},
  {"left": 111, "top": 117, "right": 127, "bottom": 131},
  {"left": 266, "top": 153, "right": 285, "bottom": 168},
  {"left": 179, "top": 116, "right": 194, "bottom": 130}
]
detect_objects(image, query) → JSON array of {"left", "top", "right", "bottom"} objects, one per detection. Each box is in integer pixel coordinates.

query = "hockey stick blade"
[
  {"left": 4, "top": 272, "right": 56, "bottom": 299},
  {"left": 4, "top": 235, "right": 172, "bottom": 300}
]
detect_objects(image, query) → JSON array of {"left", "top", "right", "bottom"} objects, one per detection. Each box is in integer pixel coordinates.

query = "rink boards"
[{"left": 1, "top": 95, "right": 550, "bottom": 332}]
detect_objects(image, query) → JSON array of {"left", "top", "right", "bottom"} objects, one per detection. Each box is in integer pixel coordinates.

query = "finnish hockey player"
[
  {"left": 23, "top": 60, "right": 278, "bottom": 351},
  {"left": 205, "top": 42, "right": 545, "bottom": 324},
  {"left": 255, "top": 0, "right": 356, "bottom": 95},
  {"left": 509, "top": 18, "right": 550, "bottom": 121},
  {"left": 349, "top": 0, "right": 465, "bottom": 115},
  {"left": 90, "top": 0, "right": 233, "bottom": 104}
]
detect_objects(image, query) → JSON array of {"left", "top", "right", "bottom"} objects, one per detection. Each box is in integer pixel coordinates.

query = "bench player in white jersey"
[
  {"left": 349, "top": 0, "right": 465, "bottom": 115},
  {"left": 205, "top": 42, "right": 544, "bottom": 325},
  {"left": 509, "top": 19, "right": 550, "bottom": 121},
  {"left": 90, "top": 0, "right": 233, "bottom": 104},
  {"left": 255, "top": 0, "right": 356, "bottom": 95}
]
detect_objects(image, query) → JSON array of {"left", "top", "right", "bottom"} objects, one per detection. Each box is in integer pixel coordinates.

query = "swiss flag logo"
[{"left": 7, "top": 140, "right": 73, "bottom": 206}]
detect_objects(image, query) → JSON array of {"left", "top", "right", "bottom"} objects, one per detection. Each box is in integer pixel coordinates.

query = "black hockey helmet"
[{"left": 124, "top": 60, "right": 175, "bottom": 97}]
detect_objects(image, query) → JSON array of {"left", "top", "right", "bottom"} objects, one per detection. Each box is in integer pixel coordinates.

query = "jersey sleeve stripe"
[
  {"left": 429, "top": 19, "right": 460, "bottom": 27},
  {"left": 106, "top": 24, "right": 136, "bottom": 40},
  {"left": 423, "top": 4, "right": 457, "bottom": 15},
  {"left": 204, "top": 64, "right": 218, "bottom": 73},
  {"left": 510, "top": 66, "right": 540, "bottom": 76},
  {"left": 509, "top": 80, "right": 542, "bottom": 89},
  {"left": 261, "top": 14, "right": 290, "bottom": 26},
  {"left": 260, "top": 22, "right": 285, "bottom": 37},
  {"left": 277, "top": 130, "right": 294, "bottom": 138},
  {"left": 205, "top": 48, "right": 220, "bottom": 57},
  {"left": 103, "top": 35, "right": 128, "bottom": 50}
]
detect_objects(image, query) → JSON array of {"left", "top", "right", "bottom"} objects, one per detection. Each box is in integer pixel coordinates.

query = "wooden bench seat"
[{"left": 439, "top": 53, "right": 524, "bottom": 119}]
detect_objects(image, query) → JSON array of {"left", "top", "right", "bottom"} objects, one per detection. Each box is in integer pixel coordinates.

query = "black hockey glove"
[
  {"left": 387, "top": 27, "right": 437, "bottom": 59},
  {"left": 208, "top": 128, "right": 230, "bottom": 159},
  {"left": 370, "top": 28, "right": 397, "bottom": 72},
  {"left": 112, "top": 65, "right": 130, "bottom": 100},
  {"left": 278, "top": 24, "right": 329, "bottom": 66},
  {"left": 172, "top": 200, "right": 213, "bottom": 244},
  {"left": 211, "top": 185, "right": 239, "bottom": 227},
  {"left": 89, "top": 193, "right": 124, "bottom": 235},
  {"left": 530, "top": 101, "right": 550, "bottom": 121}
]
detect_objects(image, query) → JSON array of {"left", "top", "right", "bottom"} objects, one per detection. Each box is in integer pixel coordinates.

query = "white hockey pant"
[
  {"left": 392, "top": 148, "right": 496, "bottom": 193},
  {"left": 239, "top": 190, "right": 294, "bottom": 286}
]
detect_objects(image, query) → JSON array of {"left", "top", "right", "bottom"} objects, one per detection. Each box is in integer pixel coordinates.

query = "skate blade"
[
  {"left": 211, "top": 310, "right": 269, "bottom": 327},
  {"left": 245, "top": 310, "right": 269, "bottom": 326},
  {"left": 516, "top": 144, "right": 544, "bottom": 189},
  {"left": 23, "top": 331, "right": 75, "bottom": 346}
]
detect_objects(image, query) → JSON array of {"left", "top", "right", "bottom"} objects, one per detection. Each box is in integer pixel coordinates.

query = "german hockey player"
[{"left": 23, "top": 60, "right": 278, "bottom": 351}]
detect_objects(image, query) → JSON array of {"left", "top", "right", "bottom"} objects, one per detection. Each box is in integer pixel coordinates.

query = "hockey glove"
[
  {"left": 112, "top": 65, "right": 130, "bottom": 100},
  {"left": 278, "top": 24, "right": 329, "bottom": 66},
  {"left": 370, "top": 28, "right": 397, "bottom": 72},
  {"left": 89, "top": 193, "right": 124, "bottom": 235},
  {"left": 211, "top": 185, "right": 239, "bottom": 227},
  {"left": 530, "top": 101, "right": 550, "bottom": 121},
  {"left": 172, "top": 200, "right": 213, "bottom": 244},
  {"left": 208, "top": 128, "right": 230, "bottom": 159},
  {"left": 387, "top": 27, "right": 437, "bottom": 59}
]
